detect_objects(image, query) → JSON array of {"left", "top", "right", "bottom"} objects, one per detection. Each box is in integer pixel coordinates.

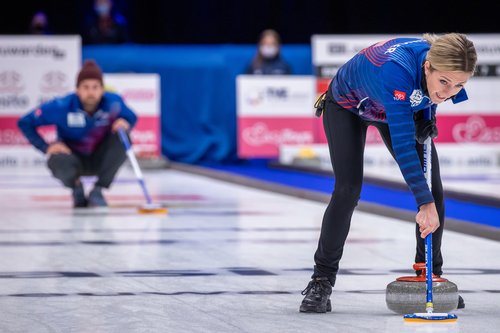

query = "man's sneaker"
[
  {"left": 457, "top": 295, "right": 465, "bottom": 309},
  {"left": 299, "top": 277, "right": 332, "bottom": 313},
  {"left": 72, "top": 184, "right": 87, "bottom": 208},
  {"left": 88, "top": 186, "right": 107, "bottom": 207}
]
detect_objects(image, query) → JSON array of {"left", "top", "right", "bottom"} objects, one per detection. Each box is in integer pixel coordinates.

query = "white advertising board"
[
  {"left": 236, "top": 75, "right": 316, "bottom": 157},
  {"left": 0, "top": 35, "right": 81, "bottom": 168}
]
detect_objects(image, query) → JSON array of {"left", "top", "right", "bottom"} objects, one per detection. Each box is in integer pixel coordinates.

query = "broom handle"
[
  {"left": 118, "top": 128, "right": 153, "bottom": 204},
  {"left": 422, "top": 108, "right": 434, "bottom": 313}
]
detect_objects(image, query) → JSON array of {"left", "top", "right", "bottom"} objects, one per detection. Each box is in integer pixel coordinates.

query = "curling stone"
[{"left": 386, "top": 263, "right": 458, "bottom": 314}]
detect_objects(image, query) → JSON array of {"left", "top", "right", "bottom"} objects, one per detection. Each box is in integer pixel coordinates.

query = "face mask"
[
  {"left": 33, "top": 24, "right": 45, "bottom": 33},
  {"left": 95, "top": 4, "right": 111, "bottom": 16},
  {"left": 260, "top": 45, "right": 278, "bottom": 59}
]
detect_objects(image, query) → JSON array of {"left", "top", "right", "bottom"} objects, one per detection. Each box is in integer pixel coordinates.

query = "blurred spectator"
[
  {"left": 246, "top": 29, "right": 292, "bottom": 75},
  {"left": 82, "top": 0, "right": 130, "bottom": 45},
  {"left": 28, "top": 11, "right": 52, "bottom": 35}
]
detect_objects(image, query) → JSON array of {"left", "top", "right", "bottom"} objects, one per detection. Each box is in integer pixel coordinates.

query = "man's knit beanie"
[{"left": 76, "top": 59, "right": 103, "bottom": 86}]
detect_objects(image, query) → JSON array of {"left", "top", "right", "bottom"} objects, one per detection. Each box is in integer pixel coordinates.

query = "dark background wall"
[
  {"left": 2, "top": 0, "right": 499, "bottom": 44},
  {"left": 3, "top": 0, "right": 499, "bottom": 163}
]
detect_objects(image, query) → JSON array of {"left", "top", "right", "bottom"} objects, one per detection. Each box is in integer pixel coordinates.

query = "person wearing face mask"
[
  {"left": 299, "top": 33, "right": 477, "bottom": 313},
  {"left": 246, "top": 29, "right": 292, "bottom": 75},
  {"left": 28, "top": 11, "right": 52, "bottom": 35},
  {"left": 82, "top": 0, "right": 130, "bottom": 45}
]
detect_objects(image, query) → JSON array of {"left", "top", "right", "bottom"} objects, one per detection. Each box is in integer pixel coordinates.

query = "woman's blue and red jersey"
[{"left": 330, "top": 37, "right": 468, "bottom": 206}]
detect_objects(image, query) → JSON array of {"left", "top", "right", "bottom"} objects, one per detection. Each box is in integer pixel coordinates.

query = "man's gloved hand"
[{"left": 414, "top": 110, "right": 438, "bottom": 144}]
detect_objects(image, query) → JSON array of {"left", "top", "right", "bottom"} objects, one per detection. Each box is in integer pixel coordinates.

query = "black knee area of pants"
[
  {"left": 332, "top": 184, "right": 361, "bottom": 208},
  {"left": 47, "top": 153, "right": 82, "bottom": 188}
]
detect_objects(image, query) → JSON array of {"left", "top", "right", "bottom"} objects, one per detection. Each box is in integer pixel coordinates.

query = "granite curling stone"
[{"left": 386, "top": 263, "right": 459, "bottom": 314}]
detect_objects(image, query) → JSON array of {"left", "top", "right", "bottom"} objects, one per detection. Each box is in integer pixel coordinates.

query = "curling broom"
[
  {"left": 403, "top": 109, "right": 457, "bottom": 323},
  {"left": 118, "top": 128, "right": 168, "bottom": 214}
]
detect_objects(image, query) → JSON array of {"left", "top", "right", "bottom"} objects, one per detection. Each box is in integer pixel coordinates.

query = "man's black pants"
[{"left": 47, "top": 133, "right": 127, "bottom": 189}]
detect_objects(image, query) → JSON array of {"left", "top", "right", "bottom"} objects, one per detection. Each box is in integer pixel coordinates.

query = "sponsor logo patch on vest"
[
  {"left": 67, "top": 112, "right": 86, "bottom": 127},
  {"left": 410, "top": 89, "right": 424, "bottom": 107},
  {"left": 393, "top": 90, "right": 406, "bottom": 101}
]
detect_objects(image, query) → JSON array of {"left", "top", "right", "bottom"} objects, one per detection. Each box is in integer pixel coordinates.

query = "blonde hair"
[{"left": 423, "top": 33, "right": 477, "bottom": 74}]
